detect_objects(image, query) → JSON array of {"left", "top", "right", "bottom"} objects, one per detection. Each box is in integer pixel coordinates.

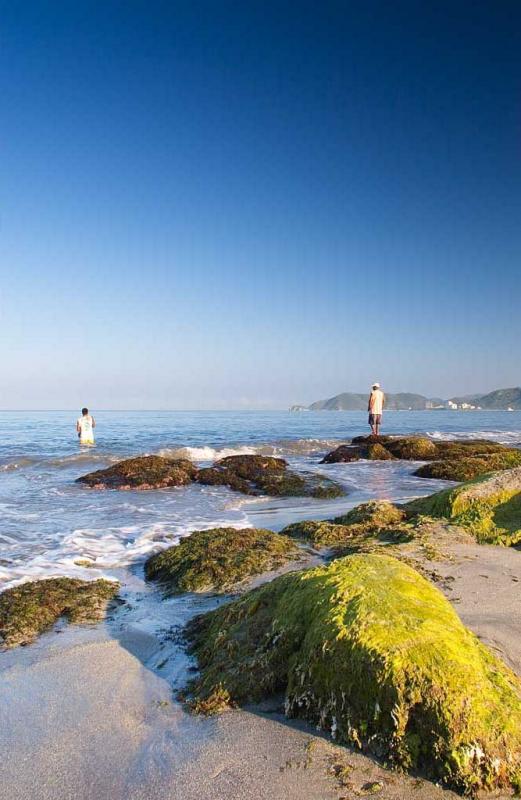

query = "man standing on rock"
[{"left": 368, "top": 383, "right": 385, "bottom": 436}]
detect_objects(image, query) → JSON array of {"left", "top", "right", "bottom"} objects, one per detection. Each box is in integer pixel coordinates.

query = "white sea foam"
[
  {"left": 427, "top": 430, "right": 521, "bottom": 446},
  {"left": 158, "top": 438, "right": 344, "bottom": 462}
]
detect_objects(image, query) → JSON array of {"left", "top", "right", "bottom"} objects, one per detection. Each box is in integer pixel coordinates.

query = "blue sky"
[{"left": 1, "top": 1, "right": 520, "bottom": 409}]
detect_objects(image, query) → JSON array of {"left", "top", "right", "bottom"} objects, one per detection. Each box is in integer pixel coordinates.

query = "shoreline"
[
  {"left": 1, "top": 430, "right": 521, "bottom": 798},
  {"left": 2, "top": 536, "right": 521, "bottom": 799}
]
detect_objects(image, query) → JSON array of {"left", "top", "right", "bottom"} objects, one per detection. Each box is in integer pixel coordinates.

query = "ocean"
[{"left": 1, "top": 409, "right": 520, "bottom": 593}]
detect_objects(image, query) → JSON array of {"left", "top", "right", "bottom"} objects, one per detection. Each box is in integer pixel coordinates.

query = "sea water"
[{"left": 1, "top": 409, "right": 520, "bottom": 591}]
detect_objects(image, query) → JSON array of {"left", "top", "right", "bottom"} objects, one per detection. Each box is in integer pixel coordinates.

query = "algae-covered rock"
[
  {"left": 321, "top": 436, "right": 519, "bottom": 473},
  {"left": 145, "top": 527, "right": 299, "bottom": 594},
  {"left": 331, "top": 500, "right": 406, "bottom": 528},
  {"left": 405, "top": 466, "right": 521, "bottom": 545},
  {"left": 195, "top": 467, "right": 253, "bottom": 495},
  {"left": 320, "top": 445, "right": 365, "bottom": 464},
  {"left": 186, "top": 553, "right": 521, "bottom": 794},
  {"left": 197, "top": 455, "right": 345, "bottom": 499},
  {"left": 366, "top": 442, "right": 396, "bottom": 460},
  {"left": 414, "top": 450, "right": 521, "bottom": 481},
  {"left": 282, "top": 501, "right": 406, "bottom": 549},
  {"left": 0, "top": 578, "right": 119, "bottom": 648},
  {"left": 77, "top": 455, "right": 197, "bottom": 489},
  {"left": 216, "top": 455, "right": 287, "bottom": 478},
  {"left": 281, "top": 520, "right": 361, "bottom": 548},
  {"left": 383, "top": 437, "right": 438, "bottom": 460}
]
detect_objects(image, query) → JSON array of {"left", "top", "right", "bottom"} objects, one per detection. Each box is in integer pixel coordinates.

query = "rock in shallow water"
[
  {"left": 76, "top": 455, "right": 197, "bottom": 489},
  {"left": 145, "top": 527, "right": 299, "bottom": 594},
  {"left": 77, "top": 453, "right": 345, "bottom": 499},
  {"left": 197, "top": 454, "right": 345, "bottom": 498},
  {"left": 0, "top": 578, "right": 119, "bottom": 648},
  {"left": 185, "top": 553, "right": 521, "bottom": 794},
  {"left": 321, "top": 435, "right": 521, "bottom": 481}
]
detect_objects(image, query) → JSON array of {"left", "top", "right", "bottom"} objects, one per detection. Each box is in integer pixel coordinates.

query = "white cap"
[{"left": 372, "top": 382, "right": 380, "bottom": 389}]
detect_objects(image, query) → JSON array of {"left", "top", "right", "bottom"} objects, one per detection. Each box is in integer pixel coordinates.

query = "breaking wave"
[
  {"left": 158, "top": 438, "right": 344, "bottom": 462},
  {"left": 427, "top": 430, "right": 521, "bottom": 447}
]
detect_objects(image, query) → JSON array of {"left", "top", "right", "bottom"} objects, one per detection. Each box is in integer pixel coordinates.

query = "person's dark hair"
[{"left": 82, "top": 407, "right": 89, "bottom": 415}]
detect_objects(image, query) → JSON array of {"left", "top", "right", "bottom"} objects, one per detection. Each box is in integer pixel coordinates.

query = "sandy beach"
[{"left": 2, "top": 533, "right": 520, "bottom": 800}]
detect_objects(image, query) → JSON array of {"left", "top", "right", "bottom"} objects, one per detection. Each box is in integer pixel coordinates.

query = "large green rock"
[
  {"left": 405, "top": 467, "right": 521, "bottom": 545},
  {"left": 145, "top": 527, "right": 299, "bottom": 594},
  {"left": 186, "top": 554, "right": 521, "bottom": 794},
  {"left": 0, "top": 578, "right": 119, "bottom": 648}
]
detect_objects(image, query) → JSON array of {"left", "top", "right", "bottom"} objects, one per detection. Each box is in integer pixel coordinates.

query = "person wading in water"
[
  {"left": 76, "top": 407, "right": 96, "bottom": 446},
  {"left": 368, "top": 383, "right": 385, "bottom": 436}
]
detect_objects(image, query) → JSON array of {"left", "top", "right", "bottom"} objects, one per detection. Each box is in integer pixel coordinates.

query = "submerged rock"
[
  {"left": 185, "top": 553, "right": 521, "bottom": 794},
  {"left": 405, "top": 466, "right": 521, "bottom": 545},
  {"left": 145, "top": 527, "right": 299, "bottom": 594},
  {"left": 77, "top": 455, "right": 197, "bottom": 489},
  {"left": 197, "top": 454, "right": 345, "bottom": 499},
  {"left": 0, "top": 578, "right": 119, "bottom": 648}
]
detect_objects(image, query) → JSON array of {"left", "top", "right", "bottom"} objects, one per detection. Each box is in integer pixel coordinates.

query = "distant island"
[{"left": 290, "top": 386, "right": 521, "bottom": 412}]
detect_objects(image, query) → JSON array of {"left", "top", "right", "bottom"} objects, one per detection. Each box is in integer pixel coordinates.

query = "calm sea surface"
[{"left": 1, "top": 409, "right": 520, "bottom": 590}]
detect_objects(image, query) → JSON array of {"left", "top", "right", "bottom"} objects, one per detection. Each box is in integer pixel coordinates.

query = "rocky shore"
[{"left": 1, "top": 441, "right": 521, "bottom": 799}]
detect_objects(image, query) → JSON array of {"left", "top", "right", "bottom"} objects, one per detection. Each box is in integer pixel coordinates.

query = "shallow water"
[{"left": 1, "top": 409, "right": 520, "bottom": 590}]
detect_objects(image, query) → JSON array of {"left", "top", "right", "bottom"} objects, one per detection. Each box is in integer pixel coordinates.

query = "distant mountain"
[
  {"left": 308, "top": 392, "right": 435, "bottom": 411},
  {"left": 298, "top": 387, "right": 521, "bottom": 411},
  {"left": 470, "top": 387, "right": 521, "bottom": 410}
]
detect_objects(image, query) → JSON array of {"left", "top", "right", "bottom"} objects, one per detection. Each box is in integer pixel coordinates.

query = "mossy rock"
[
  {"left": 320, "top": 445, "right": 365, "bottom": 464},
  {"left": 145, "top": 527, "right": 299, "bottom": 594},
  {"left": 0, "top": 578, "right": 119, "bottom": 648},
  {"left": 414, "top": 450, "right": 521, "bottom": 482},
  {"left": 331, "top": 500, "right": 406, "bottom": 528},
  {"left": 282, "top": 502, "right": 406, "bottom": 549},
  {"left": 216, "top": 455, "right": 287, "bottom": 479},
  {"left": 281, "top": 520, "right": 363, "bottom": 548},
  {"left": 366, "top": 442, "right": 396, "bottom": 460},
  {"left": 186, "top": 553, "right": 521, "bottom": 794},
  {"left": 77, "top": 455, "right": 196, "bottom": 489},
  {"left": 383, "top": 437, "right": 438, "bottom": 460},
  {"left": 351, "top": 435, "right": 395, "bottom": 445},
  {"left": 196, "top": 467, "right": 254, "bottom": 495},
  {"left": 405, "top": 467, "right": 521, "bottom": 545},
  {"left": 434, "top": 440, "right": 512, "bottom": 459},
  {"left": 197, "top": 455, "right": 345, "bottom": 499}
]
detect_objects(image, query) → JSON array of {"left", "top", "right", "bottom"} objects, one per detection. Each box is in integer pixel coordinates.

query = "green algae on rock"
[
  {"left": 281, "top": 519, "right": 361, "bottom": 548},
  {"left": 0, "top": 578, "right": 119, "bottom": 648},
  {"left": 197, "top": 454, "right": 345, "bottom": 499},
  {"left": 145, "top": 527, "right": 300, "bottom": 594},
  {"left": 414, "top": 450, "right": 521, "bottom": 482},
  {"left": 331, "top": 500, "right": 406, "bottom": 527},
  {"left": 186, "top": 554, "right": 521, "bottom": 795},
  {"left": 77, "top": 455, "right": 197, "bottom": 489},
  {"left": 405, "top": 466, "right": 521, "bottom": 545},
  {"left": 320, "top": 436, "right": 519, "bottom": 476},
  {"left": 282, "top": 501, "right": 406, "bottom": 549}
]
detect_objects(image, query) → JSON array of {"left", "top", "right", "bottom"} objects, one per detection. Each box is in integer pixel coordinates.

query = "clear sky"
[{"left": 1, "top": 1, "right": 520, "bottom": 409}]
